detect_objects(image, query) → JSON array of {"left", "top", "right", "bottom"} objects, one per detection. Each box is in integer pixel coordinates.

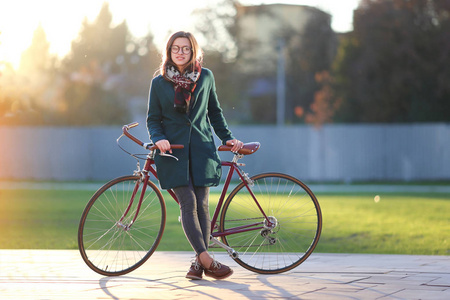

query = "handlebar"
[
  {"left": 122, "top": 122, "right": 260, "bottom": 156},
  {"left": 122, "top": 122, "right": 184, "bottom": 151}
]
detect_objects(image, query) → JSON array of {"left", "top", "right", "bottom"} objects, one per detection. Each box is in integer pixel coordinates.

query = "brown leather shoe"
[
  {"left": 202, "top": 260, "right": 233, "bottom": 280},
  {"left": 186, "top": 260, "right": 203, "bottom": 280}
]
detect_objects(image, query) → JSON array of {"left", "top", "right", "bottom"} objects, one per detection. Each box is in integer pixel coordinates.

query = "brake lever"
[{"left": 159, "top": 152, "right": 179, "bottom": 161}]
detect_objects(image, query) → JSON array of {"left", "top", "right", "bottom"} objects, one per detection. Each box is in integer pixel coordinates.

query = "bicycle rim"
[
  {"left": 78, "top": 175, "right": 166, "bottom": 276},
  {"left": 219, "top": 173, "right": 322, "bottom": 274}
]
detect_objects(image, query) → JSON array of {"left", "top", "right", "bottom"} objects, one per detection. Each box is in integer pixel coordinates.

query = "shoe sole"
[{"left": 186, "top": 275, "right": 203, "bottom": 280}]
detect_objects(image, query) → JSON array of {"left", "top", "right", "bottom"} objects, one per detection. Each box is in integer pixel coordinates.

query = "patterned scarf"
[{"left": 164, "top": 61, "right": 201, "bottom": 113}]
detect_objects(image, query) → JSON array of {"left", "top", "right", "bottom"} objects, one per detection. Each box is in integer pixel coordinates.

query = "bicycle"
[{"left": 78, "top": 122, "right": 322, "bottom": 276}]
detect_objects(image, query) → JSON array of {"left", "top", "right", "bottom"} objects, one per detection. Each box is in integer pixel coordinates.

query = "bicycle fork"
[{"left": 116, "top": 163, "right": 152, "bottom": 231}]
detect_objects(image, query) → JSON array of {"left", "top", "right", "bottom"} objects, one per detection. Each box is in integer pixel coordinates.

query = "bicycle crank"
[{"left": 210, "top": 236, "right": 239, "bottom": 259}]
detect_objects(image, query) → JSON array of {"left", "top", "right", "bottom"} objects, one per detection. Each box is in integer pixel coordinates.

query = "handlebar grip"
[
  {"left": 147, "top": 144, "right": 184, "bottom": 150},
  {"left": 125, "top": 122, "right": 139, "bottom": 129}
]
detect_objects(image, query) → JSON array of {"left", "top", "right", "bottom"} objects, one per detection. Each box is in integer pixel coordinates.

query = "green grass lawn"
[{"left": 0, "top": 188, "right": 449, "bottom": 255}]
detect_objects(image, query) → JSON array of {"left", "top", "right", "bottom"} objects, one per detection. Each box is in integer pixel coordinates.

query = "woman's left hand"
[{"left": 226, "top": 139, "right": 244, "bottom": 153}]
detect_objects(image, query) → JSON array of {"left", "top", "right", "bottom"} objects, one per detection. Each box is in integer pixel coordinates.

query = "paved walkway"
[{"left": 0, "top": 250, "right": 449, "bottom": 300}]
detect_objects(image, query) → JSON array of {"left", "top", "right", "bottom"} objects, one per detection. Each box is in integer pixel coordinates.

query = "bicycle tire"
[
  {"left": 78, "top": 175, "right": 166, "bottom": 276},
  {"left": 219, "top": 173, "right": 322, "bottom": 274}
]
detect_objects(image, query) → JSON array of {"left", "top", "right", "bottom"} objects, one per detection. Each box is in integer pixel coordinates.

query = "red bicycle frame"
[
  {"left": 210, "top": 161, "right": 272, "bottom": 238},
  {"left": 118, "top": 122, "right": 272, "bottom": 238}
]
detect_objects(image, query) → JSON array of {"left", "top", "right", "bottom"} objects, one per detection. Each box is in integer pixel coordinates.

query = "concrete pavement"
[{"left": 1, "top": 250, "right": 449, "bottom": 300}]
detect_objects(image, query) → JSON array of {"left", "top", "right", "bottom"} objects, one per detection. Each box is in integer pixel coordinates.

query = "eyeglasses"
[{"left": 171, "top": 45, "right": 192, "bottom": 54}]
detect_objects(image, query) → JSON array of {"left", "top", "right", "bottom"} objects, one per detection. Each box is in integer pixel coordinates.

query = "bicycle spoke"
[
  {"left": 78, "top": 176, "right": 166, "bottom": 276},
  {"left": 220, "top": 173, "right": 322, "bottom": 274}
]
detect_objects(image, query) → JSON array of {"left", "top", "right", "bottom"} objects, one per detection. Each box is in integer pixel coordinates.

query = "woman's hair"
[{"left": 159, "top": 31, "right": 203, "bottom": 77}]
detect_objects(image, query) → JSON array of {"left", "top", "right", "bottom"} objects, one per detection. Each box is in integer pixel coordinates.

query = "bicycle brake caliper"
[
  {"left": 133, "top": 161, "right": 143, "bottom": 178},
  {"left": 243, "top": 172, "right": 254, "bottom": 187},
  {"left": 133, "top": 161, "right": 141, "bottom": 175}
]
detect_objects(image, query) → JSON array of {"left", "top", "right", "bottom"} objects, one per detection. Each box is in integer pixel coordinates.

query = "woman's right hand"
[{"left": 155, "top": 139, "right": 172, "bottom": 154}]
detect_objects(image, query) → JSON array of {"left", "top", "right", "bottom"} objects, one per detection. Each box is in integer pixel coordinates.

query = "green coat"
[{"left": 147, "top": 68, "right": 235, "bottom": 189}]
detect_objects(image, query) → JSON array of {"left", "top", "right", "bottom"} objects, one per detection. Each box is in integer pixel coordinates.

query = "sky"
[{"left": 0, "top": 0, "right": 360, "bottom": 69}]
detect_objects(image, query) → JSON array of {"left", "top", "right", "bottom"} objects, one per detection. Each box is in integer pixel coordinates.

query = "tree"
[
  {"left": 123, "top": 32, "right": 160, "bottom": 99},
  {"left": 19, "top": 24, "right": 54, "bottom": 73},
  {"left": 64, "top": 3, "right": 127, "bottom": 73},
  {"left": 193, "top": 0, "right": 239, "bottom": 62},
  {"left": 59, "top": 2, "right": 133, "bottom": 125},
  {"left": 285, "top": 10, "right": 337, "bottom": 123},
  {"left": 192, "top": 0, "right": 244, "bottom": 123},
  {"left": 0, "top": 24, "right": 55, "bottom": 125},
  {"left": 333, "top": 0, "right": 450, "bottom": 123},
  {"left": 304, "top": 71, "right": 342, "bottom": 127},
  {"left": 1, "top": 2, "right": 162, "bottom": 126},
  {"left": 198, "top": 3, "right": 337, "bottom": 124}
]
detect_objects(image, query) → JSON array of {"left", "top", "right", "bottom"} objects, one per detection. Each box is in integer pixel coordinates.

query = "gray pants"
[{"left": 173, "top": 181, "right": 210, "bottom": 255}]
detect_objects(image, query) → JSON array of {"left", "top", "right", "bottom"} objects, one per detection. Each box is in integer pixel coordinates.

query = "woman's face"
[{"left": 170, "top": 37, "right": 192, "bottom": 69}]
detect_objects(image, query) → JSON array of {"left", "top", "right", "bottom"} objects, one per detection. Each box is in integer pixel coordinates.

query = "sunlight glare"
[
  {"left": 0, "top": 1, "right": 104, "bottom": 69},
  {"left": 0, "top": 0, "right": 206, "bottom": 69},
  {"left": 0, "top": 0, "right": 358, "bottom": 69}
]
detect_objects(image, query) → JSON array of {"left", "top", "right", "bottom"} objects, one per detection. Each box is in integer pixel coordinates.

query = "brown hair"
[{"left": 160, "top": 31, "right": 203, "bottom": 77}]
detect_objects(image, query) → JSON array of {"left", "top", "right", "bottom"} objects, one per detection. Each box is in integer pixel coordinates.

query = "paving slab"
[{"left": 0, "top": 250, "right": 449, "bottom": 300}]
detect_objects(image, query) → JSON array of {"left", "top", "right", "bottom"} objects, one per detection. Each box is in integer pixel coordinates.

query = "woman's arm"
[{"left": 147, "top": 77, "right": 168, "bottom": 144}]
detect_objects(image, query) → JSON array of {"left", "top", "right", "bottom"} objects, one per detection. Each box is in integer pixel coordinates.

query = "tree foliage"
[
  {"left": 198, "top": 3, "right": 337, "bottom": 124},
  {"left": 192, "top": 0, "right": 245, "bottom": 122},
  {"left": 333, "top": 0, "right": 450, "bottom": 123},
  {"left": 0, "top": 25, "right": 55, "bottom": 125},
  {"left": 58, "top": 3, "right": 130, "bottom": 125},
  {"left": 286, "top": 10, "right": 337, "bottom": 124},
  {"left": 0, "top": 3, "right": 160, "bottom": 126},
  {"left": 3, "top": 1, "right": 447, "bottom": 126}
]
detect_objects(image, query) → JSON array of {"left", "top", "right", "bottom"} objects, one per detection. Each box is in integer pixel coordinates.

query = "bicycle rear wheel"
[
  {"left": 78, "top": 175, "right": 166, "bottom": 276},
  {"left": 219, "top": 173, "right": 322, "bottom": 274}
]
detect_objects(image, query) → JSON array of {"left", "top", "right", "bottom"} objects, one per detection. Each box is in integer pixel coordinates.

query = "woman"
[{"left": 146, "top": 31, "right": 243, "bottom": 280}]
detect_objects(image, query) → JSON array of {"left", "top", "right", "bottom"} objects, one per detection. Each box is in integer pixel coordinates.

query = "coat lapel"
[{"left": 189, "top": 68, "right": 206, "bottom": 115}]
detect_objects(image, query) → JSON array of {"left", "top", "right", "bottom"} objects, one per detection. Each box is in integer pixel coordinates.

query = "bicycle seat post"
[{"left": 232, "top": 153, "right": 244, "bottom": 164}]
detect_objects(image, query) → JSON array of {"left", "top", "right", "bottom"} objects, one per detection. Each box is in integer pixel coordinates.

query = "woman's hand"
[
  {"left": 226, "top": 139, "right": 244, "bottom": 153},
  {"left": 155, "top": 139, "right": 172, "bottom": 154}
]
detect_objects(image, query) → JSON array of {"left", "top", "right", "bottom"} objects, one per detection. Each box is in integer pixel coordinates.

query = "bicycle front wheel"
[
  {"left": 78, "top": 175, "right": 166, "bottom": 276},
  {"left": 219, "top": 173, "right": 322, "bottom": 274}
]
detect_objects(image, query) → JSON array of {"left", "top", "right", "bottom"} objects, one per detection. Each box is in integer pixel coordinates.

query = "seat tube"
[{"left": 210, "top": 162, "right": 235, "bottom": 233}]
